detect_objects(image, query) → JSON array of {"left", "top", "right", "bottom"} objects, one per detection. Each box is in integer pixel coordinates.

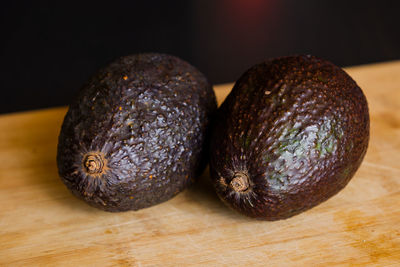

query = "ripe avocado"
[
  {"left": 209, "top": 55, "right": 369, "bottom": 220},
  {"left": 57, "top": 53, "right": 217, "bottom": 212}
]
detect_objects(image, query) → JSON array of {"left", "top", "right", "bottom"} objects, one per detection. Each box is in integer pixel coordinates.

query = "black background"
[{"left": 1, "top": 0, "right": 399, "bottom": 114}]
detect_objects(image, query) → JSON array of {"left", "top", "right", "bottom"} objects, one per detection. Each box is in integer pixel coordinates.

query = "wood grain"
[{"left": 1, "top": 61, "right": 400, "bottom": 266}]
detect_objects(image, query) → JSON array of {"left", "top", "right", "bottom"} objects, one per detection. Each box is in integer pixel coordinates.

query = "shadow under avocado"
[{"left": 183, "top": 166, "right": 252, "bottom": 222}]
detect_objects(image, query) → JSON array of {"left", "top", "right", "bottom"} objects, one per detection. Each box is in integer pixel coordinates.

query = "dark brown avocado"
[
  {"left": 57, "top": 53, "right": 217, "bottom": 212},
  {"left": 209, "top": 55, "right": 369, "bottom": 220}
]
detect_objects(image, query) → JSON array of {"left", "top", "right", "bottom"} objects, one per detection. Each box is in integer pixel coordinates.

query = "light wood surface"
[{"left": 1, "top": 60, "right": 400, "bottom": 266}]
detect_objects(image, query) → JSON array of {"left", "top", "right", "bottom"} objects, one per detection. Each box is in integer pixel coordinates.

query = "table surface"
[{"left": 1, "top": 60, "right": 400, "bottom": 266}]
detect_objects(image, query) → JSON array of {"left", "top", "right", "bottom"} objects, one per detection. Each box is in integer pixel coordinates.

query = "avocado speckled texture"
[
  {"left": 57, "top": 53, "right": 217, "bottom": 212},
  {"left": 209, "top": 55, "right": 369, "bottom": 220}
]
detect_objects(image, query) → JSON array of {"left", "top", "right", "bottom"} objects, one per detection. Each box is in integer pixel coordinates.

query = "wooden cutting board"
[{"left": 1, "top": 61, "right": 400, "bottom": 266}]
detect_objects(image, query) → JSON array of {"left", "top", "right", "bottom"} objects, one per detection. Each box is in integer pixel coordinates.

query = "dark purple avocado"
[
  {"left": 57, "top": 53, "right": 217, "bottom": 212},
  {"left": 209, "top": 55, "right": 369, "bottom": 220}
]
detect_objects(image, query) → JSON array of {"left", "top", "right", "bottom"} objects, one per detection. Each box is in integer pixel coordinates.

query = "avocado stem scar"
[
  {"left": 83, "top": 152, "right": 107, "bottom": 175},
  {"left": 230, "top": 172, "right": 250, "bottom": 192}
]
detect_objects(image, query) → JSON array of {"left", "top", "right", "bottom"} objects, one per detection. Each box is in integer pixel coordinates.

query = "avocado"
[
  {"left": 57, "top": 53, "right": 217, "bottom": 212},
  {"left": 209, "top": 55, "right": 369, "bottom": 220}
]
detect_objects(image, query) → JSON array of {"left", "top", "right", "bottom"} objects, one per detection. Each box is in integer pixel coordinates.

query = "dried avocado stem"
[
  {"left": 83, "top": 152, "right": 106, "bottom": 176},
  {"left": 230, "top": 172, "right": 250, "bottom": 192}
]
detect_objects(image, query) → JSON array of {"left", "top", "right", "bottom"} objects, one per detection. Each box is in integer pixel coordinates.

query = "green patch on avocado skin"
[
  {"left": 325, "top": 139, "right": 335, "bottom": 153},
  {"left": 346, "top": 141, "right": 354, "bottom": 152},
  {"left": 277, "top": 127, "right": 301, "bottom": 152},
  {"left": 330, "top": 120, "right": 344, "bottom": 140},
  {"left": 315, "top": 142, "right": 322, "bottom": 152},
  {"left": 225, "top": 154, "right": 230, "bottom": 163},
  {"left": 263, "top": 153, "right": 272, "bottom": 162},
  {"left": 316, "top": 138, "right": 336, "bottom": 157},
  {"left": 245, "top": 136, "right": 251, "bottom": 149},
  {"left": 317, "top": 75, "right": 328, "bottom": 83},
  {"left": 342, "top": 166, "right": 352, "bottom": 178},
  {"left": 278, "top": 140, "right": 290, "bottom": 153},
  {"left": 313, "top": 118, "right": 343, "bottom": 157},
  {"left": 269, "top": 171, "right": 287, "bottom": 185},
  {"left": 240, "top": 134, "right": 252, "bottom": 150},
  {"left": 287, "top": 127, "right": 300, "bottom": 137}
]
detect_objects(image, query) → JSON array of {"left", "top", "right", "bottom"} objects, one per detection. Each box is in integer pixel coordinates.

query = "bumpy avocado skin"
[
  {"left": 210, "top": 55, "right": 369, "bottom": 220},
  {"left": 57, "top": 53, "right": 217, "bottom": 212}
]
